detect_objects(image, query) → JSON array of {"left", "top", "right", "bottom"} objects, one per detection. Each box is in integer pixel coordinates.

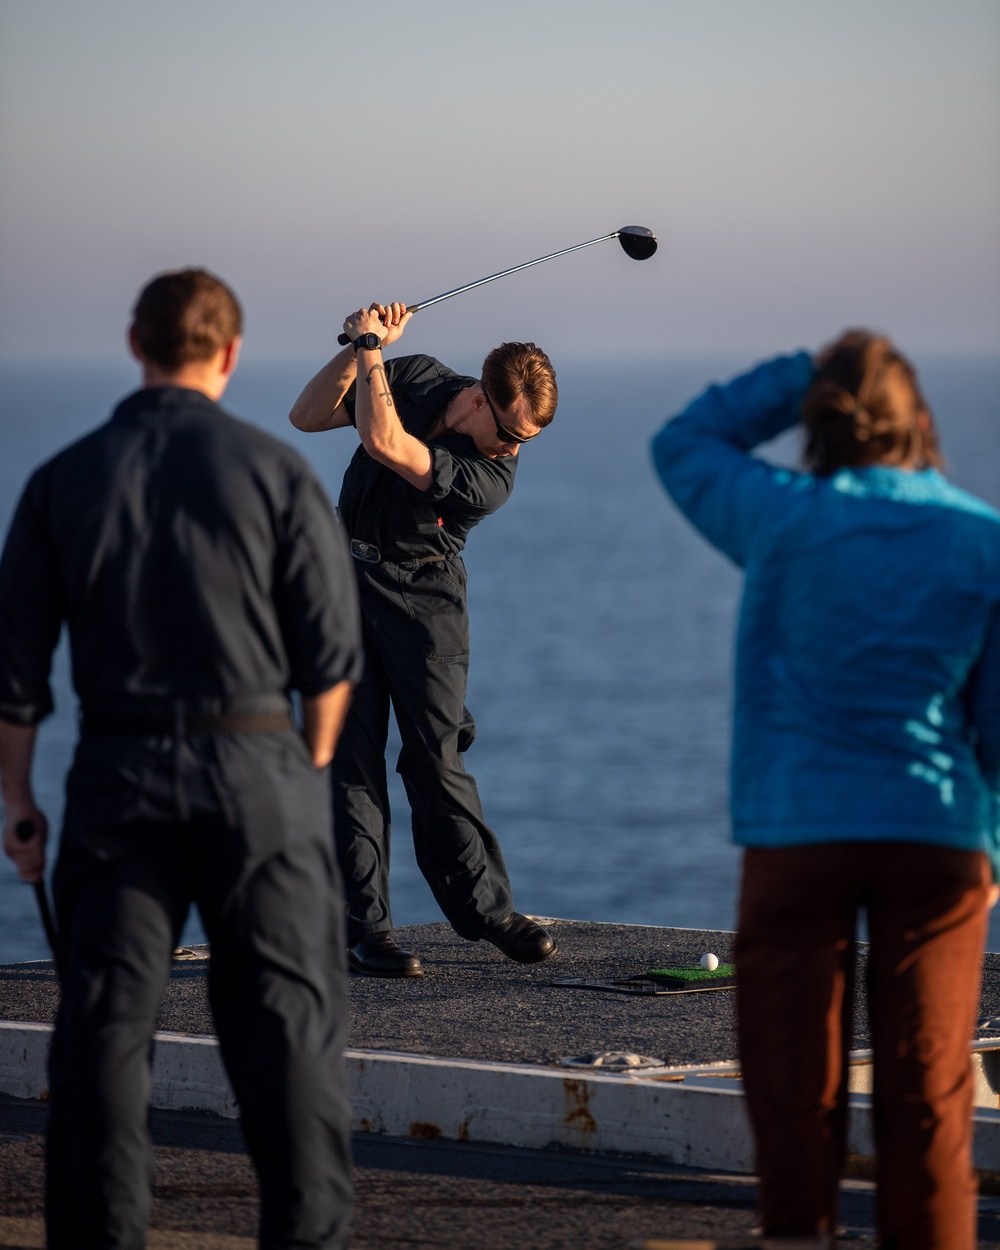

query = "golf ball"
[{"left": 699, "top": 952, "right": 719, "bottom": 971}]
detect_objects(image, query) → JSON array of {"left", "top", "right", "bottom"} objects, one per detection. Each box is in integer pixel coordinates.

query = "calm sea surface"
[{"left": 1, "top": 355, "right": 998, "bottom": 963}]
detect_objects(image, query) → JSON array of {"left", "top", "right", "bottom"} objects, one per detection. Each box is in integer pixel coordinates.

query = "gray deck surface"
[
  {"left": 3, "top": 919, "right": 1000, "bottom": 1068},
  {"left": 2, "top": 921, "right": 1000, "bottom": 1247},
  {"left": 0, "top": 1095, "right": 872, "bottom": 1249},
  {"left": 1, "top": 1097, "right": 999, "bottom": 1248}
]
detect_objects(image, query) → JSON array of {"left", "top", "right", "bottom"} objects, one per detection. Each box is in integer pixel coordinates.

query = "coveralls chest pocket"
[{"left": 410, "top": 498, "right": 446, "bottom": 540}]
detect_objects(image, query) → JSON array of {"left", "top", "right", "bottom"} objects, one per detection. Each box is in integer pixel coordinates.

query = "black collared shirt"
[
  {"left": 338, "top": 355, "right": 518, "bottom": 562},
  {"left": 0, "top": 386, "right": 362, "bottom": 726}
]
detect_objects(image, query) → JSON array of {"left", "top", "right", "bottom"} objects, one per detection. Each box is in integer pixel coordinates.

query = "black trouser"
[
  {"left": 47, "top": 731, "right": 352, "bottom": 1250},
  {"left": 332, "top": 558, "right": 514, "bottom": 943}
]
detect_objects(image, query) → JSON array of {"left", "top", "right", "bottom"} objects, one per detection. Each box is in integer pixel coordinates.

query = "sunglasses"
[{"left": 481, "top": 385, "right": 538, "bottom": 446}]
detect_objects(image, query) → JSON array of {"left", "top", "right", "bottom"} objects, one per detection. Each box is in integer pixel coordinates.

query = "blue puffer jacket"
[{"left": 652, "top": 353, "right": 1000, "bottom": 874}]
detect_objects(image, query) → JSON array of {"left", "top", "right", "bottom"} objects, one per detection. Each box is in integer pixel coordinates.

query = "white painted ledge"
[{"left": 2, "top": 1021, "right": 1000, "bottom": 1175}]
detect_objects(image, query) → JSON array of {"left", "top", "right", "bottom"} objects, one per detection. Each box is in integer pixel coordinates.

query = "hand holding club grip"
[
  {"left": 337, "top": 304, "right": 417, "bottom": 347},
  {"left": 14, "top": 818, "right": 36, "bottom": 843},
  {"left": 14, "top": 818, "right": 60, "bottom": 972}
]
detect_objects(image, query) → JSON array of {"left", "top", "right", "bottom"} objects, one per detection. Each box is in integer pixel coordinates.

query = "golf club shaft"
[
  {"left": 412, "top": 232, "right": 622, "bottom": 313},
  {"left": 14, "top": 818, "right": 61, "bottom": 972},
  {"left": 32, "top": 882, "right": 59, "bottom": 967},
  {"left": 336, "top": 231, "right": 622, "bottom": 346}
]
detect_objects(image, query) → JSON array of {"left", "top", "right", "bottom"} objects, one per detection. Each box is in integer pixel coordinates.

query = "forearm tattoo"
[{"left": 365, "top": 364, "right": 394, "bottom": 409}]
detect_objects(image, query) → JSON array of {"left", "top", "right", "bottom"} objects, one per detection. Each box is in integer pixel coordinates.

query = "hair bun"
[
  {"left": 805, "top": 381, "right": 871, "bottom": 433},
  {"left": 801, "top": 329, "right": 941, "bottom": 475}
]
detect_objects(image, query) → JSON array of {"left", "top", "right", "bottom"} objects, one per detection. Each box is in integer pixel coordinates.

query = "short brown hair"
[
  {"left": 481, "top": 342, "right": 558, "bottom": 429},
  {"left": 131, "top": 268, "right": 242, "bottom": 372},
  {"left": 802, "top": 329, "right": 942, "bottom": 475}
]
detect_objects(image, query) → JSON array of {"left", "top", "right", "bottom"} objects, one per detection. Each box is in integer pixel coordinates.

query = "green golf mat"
[
  {"left": 552, "top": 964, "right": 735, "bottom": 996},
  {"left": 645, "top": 963, "right": 736, "bottom": 989}
]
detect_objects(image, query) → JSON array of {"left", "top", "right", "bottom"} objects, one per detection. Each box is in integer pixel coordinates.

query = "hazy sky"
[{"left": 1, "top": 0, "right": 998, "bottom": 363}]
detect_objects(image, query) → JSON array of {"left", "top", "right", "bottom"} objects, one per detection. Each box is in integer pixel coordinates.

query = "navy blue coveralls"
[
  {"left": 335, "top": 354, "right": 518, "bottom": 942},
  {"left": 0, "top": 387, "right": 362, "bottom": 1250}
]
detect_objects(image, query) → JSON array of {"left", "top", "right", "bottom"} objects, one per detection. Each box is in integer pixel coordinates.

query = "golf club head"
[{"left": 616, "top": 225, "right": 658, "bottom": 261}]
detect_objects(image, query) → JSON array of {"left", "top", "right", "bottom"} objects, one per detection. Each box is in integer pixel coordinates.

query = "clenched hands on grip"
[
  {"left": 343, "top": 301, "right": 413, "bottom": 350},
  {"left": 349, "top": 302, "right": 436, "bottom": 490},
  {"left": 289, "top": 300, "right": 411, "bottom": 434}
]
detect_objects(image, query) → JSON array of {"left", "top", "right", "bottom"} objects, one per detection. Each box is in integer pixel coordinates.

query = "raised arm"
[
  {"left": 289, "top": 300, "right": 413, "bottom": 433},
  {"left": 289, "top": 344, "right": 359, "bottom": 432},
  {"left": 347, "top": 303, "right": 439, "bottom": 490},
  {"left": 651, "top": 352, "right": 814, "bottom": 567}
]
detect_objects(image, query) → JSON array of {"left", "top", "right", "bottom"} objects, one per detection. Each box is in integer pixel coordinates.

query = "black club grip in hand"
[
  {"left": 337, "top": 303, "right": 417, "bottom": 346},
  {"left": 12, "top": 817, "right": 62, "bottom": 974}
]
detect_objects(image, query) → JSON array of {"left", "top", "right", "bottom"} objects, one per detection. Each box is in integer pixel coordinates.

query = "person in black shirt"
[
  {"left": 0, "top": 269, "right": 362, "bottom": 1250},
  {"left": 290, "top": 301, "right": 558, "bottom": 977}
]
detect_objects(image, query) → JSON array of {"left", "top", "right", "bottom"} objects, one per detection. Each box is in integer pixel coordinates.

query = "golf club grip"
[
  {"left": 35, "top": 882, "right": 60, "bottom": 960},
  {"left": 13, "top": 819, "right": 61, "bottom": 970},
  {"left": 14, "top": 818, "right": 36, "bottom": 842},
  {"left": 337, "top": 304, "right": 419, "bottom": 347}
]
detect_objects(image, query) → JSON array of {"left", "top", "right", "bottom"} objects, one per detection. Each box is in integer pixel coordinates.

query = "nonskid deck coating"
[
  {"left": 5, "top": 921, "right": 1000, "bottom": 1247},
  {"left": 3, "top": 919, "right": 1000, "bottom": 1068}
]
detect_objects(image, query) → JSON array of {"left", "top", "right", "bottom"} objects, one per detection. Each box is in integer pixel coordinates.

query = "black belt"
[
  {"left": 80, "top": 700, "right": 293, "bottom": 738},
  {"left": 350, "top": 538, "right": 449, "bottom": 567}
]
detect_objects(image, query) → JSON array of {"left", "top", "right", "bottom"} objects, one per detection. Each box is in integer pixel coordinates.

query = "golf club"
[
  {"left": 336, "top": 225, "right": 658, "bottom": 345},
  {"left": 14, "top": 818, "right": 61, "bottom": 974}
]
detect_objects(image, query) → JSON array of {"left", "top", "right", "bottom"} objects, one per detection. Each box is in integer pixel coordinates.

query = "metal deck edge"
[{"left": 3, "top": 1020, "right": 1000, "bottom": 1173}]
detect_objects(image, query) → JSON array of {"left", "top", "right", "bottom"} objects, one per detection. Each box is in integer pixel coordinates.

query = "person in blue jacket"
[{"left": 652, "top": 330, "right": 1000, "bottom": 1250}]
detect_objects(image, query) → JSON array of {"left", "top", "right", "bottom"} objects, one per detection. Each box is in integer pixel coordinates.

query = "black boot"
[
  {"left": 349, "top": 932, "right": 423, "bottom": 978},
  {"left": 478, "top": 913, "right": 556, "bottom": 963}
]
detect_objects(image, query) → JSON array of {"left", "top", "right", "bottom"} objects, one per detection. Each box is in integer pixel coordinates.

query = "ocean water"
[{"left": 1, "top": 354, "right": 998, "bottom": 964}]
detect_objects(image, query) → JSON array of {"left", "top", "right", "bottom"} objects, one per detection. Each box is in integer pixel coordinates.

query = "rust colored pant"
[{"left": 735, "top": 843, "right": 991, "bottom": 1250}]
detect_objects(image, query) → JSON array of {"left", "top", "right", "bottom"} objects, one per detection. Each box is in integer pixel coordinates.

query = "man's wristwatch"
[{"left": 353, "top": 333, "right": 383, "bottom": 353}]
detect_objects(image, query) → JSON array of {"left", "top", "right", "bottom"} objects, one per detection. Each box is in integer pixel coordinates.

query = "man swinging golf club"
[{"left": 290, "top": 301, "right": 558, "bottom": 977}]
